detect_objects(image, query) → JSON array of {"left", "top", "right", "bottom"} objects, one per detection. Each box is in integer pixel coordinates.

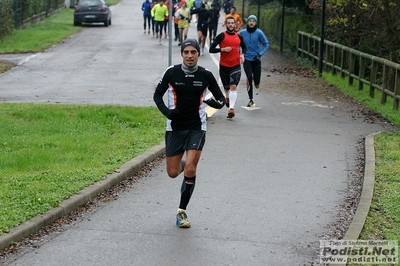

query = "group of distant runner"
[{"left": 141, "top": 0, "right": 237, "bottom": 48}]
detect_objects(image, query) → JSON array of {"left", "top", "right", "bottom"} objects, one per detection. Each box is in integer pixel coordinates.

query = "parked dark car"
[{"left": 74, "top": 0, "right": 112, "bottom": 27}]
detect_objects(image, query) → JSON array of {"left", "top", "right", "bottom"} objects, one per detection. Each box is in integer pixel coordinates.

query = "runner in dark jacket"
[
  {"left": 208, "top": 3, "right": 220, "bottom": 43},
  {"left": 190, "top": 4, "right": 211, "bottom": 55}
]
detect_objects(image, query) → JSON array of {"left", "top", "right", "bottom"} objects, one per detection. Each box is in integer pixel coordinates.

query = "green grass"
[
  {"left": 0, "top": 0, "right": 119, "bottom": 54},
  {"left": 321, "top": 73, "right": 400, "bottom": 126},
  {"left": 321, "top": 72, "right": 400, "bottom": 263},
  {"left": 360, "top": 132, "right": 400, "bottom": 240},
  {"left": 0, "top": 8, "right": 82, "bottom": 53},
  {"left": 347, "top": 132, "right": 400, "bottom": 266},
  {"left": 0, "top": 103, "right": 165, "bottom": 234}
]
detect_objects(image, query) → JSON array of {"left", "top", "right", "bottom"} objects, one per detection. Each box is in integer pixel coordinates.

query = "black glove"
[
  {"left": 203, "top": 98, "right": 223, "bottom": 109},
  {"left": 254, "top": 55, "right": 261, "bottom": 62},
  {"left": 166, "top": 109, "right": 181, "bottom": 120}
]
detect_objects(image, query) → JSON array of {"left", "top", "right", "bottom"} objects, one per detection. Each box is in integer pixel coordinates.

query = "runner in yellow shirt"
[
  {"left": 151, "top": 0, "right": 169, "bottom": 43},
  {"left": 175, "top": 1, "right": 191, "bottom": 45}
]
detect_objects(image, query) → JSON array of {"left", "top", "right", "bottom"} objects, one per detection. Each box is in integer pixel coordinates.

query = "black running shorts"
[
  {"left": 197, "top": 23, "right": 208, "bottom": 37},
  {"left": 219, "top": 64, "right": 241, "bottom": 89},
  {"left": 165, "top": 130, "right": 206, "bottom": 157}
]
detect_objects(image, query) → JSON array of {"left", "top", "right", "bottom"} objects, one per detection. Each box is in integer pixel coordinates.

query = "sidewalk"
[{"left": 0, "top": 0, "right": 395, "bottom": 264}]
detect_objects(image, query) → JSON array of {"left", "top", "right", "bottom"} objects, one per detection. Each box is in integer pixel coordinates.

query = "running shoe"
[
  {"left": 148, "top": 30, "right": 150, "bottom": 35},
  {"left": 227, "top": 108, "right": 235, "bottom": 118},
  {"left": 225, "top": 97, "right": 229, "bottom": 108},
  {"left": 176, "top": 210, "right": 191, "bottom": 228},
  {"left": 247, "top": 100, "right": 254, "bottom": 107},
  {"left": 255, "top": 84, "right": 260, "bottom": 89},
  {"left": 144, "top": 30, "right": 146, "bottom": 34}
]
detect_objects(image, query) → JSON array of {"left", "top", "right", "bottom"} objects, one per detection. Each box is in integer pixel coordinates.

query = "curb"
[
  {"left": 0, "top": 141, "right": 165, "bottom": 251},
  {"left": 331, "top": 132, "right": 379, "bottom": 266},
  {"left": 343, "top": 132, "right": 379, "bottom": 240}
]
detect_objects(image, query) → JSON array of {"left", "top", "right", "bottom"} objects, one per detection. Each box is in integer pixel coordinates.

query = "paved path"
[{"left": 0, "top": 0, "right": 394, "bottom": 265}]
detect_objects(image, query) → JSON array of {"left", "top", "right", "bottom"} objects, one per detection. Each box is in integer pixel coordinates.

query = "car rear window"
[{"left": 78, "top": 0, "right": 103, "bottom": 6}]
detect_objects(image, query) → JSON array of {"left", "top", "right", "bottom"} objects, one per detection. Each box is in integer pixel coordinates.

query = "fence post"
[
  {"left": 358, "top": 53, "right": 365, "bottom": 90},
  {"left": 297, "top": 32, "right": 300, "bottom": 57},
  {"left": 394, "top": 65, "right": 400, "bottom": 110},
  {"left": 349, "top": 50, "right": 355, "bottom": 86},
  {"left": 369, "top": 58, "right": 377, "bottom": 98},
  {"left": 313, "top": 38, "right": 318, "bottom": 66},
  {"left": 381, "top": 63, "right": 388, "bottom": 104},
  {"left": 325, "top": 44, "right": 330, "bottom": 72},
  {"left": 332, "top": 43, "right": 337, "bottom": 75},
  {"left": 340, "top": 48, "right": 345, "bottom": 79},
  {"left": 13, "top": 0, "right": 21, "bottom": 29}
]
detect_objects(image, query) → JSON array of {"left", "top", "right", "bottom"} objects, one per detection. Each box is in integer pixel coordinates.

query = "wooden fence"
[{"left": 297, "top": 31, "right": 400, "bottom": 110}]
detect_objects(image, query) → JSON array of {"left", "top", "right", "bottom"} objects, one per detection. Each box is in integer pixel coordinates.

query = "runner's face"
[
  {"left": 248, "top": 19, "right": 256, "bottom": 28},
  {"left": 226, "top": 18, "right": 235, "bottom": 32},
  {"left": 182, "top": 46, "right": 199, "bottom": 67}
]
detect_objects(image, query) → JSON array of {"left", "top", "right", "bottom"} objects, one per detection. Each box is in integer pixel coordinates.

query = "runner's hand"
[{"left": 203, "top": 98, "right": 223, "bottom": 109}]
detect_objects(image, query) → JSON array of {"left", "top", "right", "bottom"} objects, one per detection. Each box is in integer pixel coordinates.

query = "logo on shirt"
[
  {"left": 185, "top": 74, "right": 194, "bottom": 78},
  {"left": 193, "top": 81, "right": 203, "bottom": 86},
  {"left": 175, "top": 82, "right": 185, "bottom": 86}
]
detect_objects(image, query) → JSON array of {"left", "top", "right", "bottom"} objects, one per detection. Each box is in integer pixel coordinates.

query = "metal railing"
[
  {"left": 13, "top": 0, "right": 65, "bottom": 29},
  {"left": 297, "top": 31, "right": 400, "bottom": 110}
]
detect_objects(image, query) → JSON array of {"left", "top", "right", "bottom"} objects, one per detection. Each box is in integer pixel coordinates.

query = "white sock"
[
  {"left": 229, "top": 91, "right": 237, "bottom": 109},
  {"left": 225, "top": 90, "right": 229, "bottom": 98}
]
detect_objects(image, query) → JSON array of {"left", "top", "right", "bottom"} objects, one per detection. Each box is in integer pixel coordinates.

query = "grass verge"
[
  {"left": 322, "top": 73, "right": 400, "bottom": 256},
  {"left": 0, "top": 8, "right": 82, "bottom": 53},
  {"left": 0, "top": 103, "right": 165, "bottom": 234}
]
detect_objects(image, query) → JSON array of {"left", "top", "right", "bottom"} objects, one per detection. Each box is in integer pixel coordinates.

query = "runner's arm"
[
  {"left": 153, "top": 68, "right": 180, "bottom": 119},
  {"left": 239, "top": 35, "right": 247, "bottom": 55},
  {"left": 209, "top": 33, "right": 224, "bottom": 53},
  {"left": 260, "top": 32, "right": 270, "bottom": 56},
  {"left": 207, "top": 72, "right": 225, "bottom": 106}
]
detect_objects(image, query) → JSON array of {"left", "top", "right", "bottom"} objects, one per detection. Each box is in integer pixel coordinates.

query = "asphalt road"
[{"left": 0, "top": 0, "right": 394, "bottom": 265}]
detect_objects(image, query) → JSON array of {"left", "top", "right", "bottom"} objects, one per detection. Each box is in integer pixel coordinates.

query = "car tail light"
[
  {"left": 75, "top": 7, "right": 83, "bottom": 12},
  {"left": 97, "top": 6, "right": 106, "bottom": 11}
]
